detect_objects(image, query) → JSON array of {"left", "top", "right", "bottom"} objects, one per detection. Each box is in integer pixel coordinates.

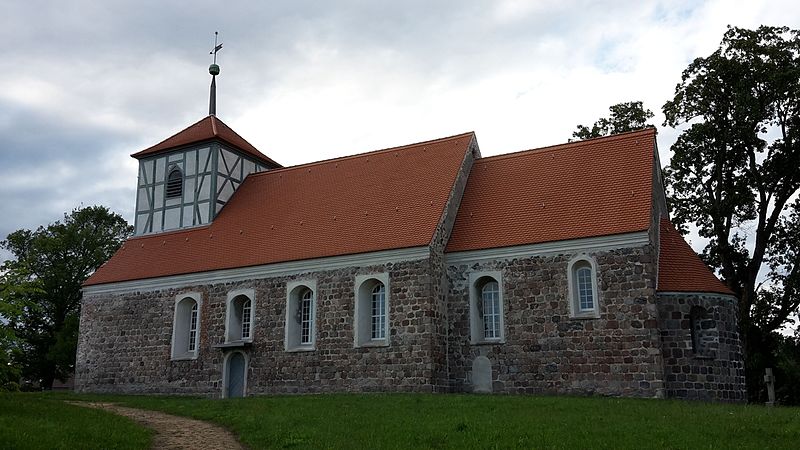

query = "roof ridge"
[
  {"left": 248, "top": 131, "right": 475, "bottom": 178},
  {"left": 476, "top": 127, "right": 656, "bottom": 164},
  {"left": 207, "top": 116, "right": 280, "bottom": 166},
  {"left": 131, "top": 116, "right": 212, "bottom": 157},
  {"left": 210, "top": 115, "right": 219, "bottom": 136}
]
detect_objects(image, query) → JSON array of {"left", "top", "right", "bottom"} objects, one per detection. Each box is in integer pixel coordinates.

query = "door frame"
[{"left": 221, "top": 350, "right": 248, "bottom": 398}]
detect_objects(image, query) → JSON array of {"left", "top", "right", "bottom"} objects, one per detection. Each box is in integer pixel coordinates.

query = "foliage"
[
  {"left": 0, "top": 265, "right": 40, "bottom": 390},
  {"left": 572, "top": 101, "right": 654, "bottom": 140},
  {"left": 774, "top": 332, "right": 800, "bottom": 405},
  {"left": 0, "top": 393, "right": 150, "bottom": 449},
  {"left": 662, "top": 25, "right": 800, "bottom": 402},
  {"left": 20, "top": 392, "right": 800, "bottom": 449},
  {"left": 0, "top": 206, "right": 132, "bottom": 389}
]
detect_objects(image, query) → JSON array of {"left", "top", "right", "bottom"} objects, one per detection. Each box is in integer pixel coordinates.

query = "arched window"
[
  {"left": 354, "top": 274, "right": 390, "bottom": 347},
  {"left": 481, "top": 281, "right": 501, "bottom": 339},
  {"left": 226, "top": 290, "right": 255, "bottom": 343},
  {"left": 166, "top": 166, "right": 183, "bottom": 199},
  {"left": 285, "top": 281, "right": 317, "bottom": 351},
  {"left": 171, "top": 293, "right": 201, "bottom": 359},
  {"left": 469, "top": 272, "right": 504, "bottom": 344},
  {"left": 568, "top": 256, "right": 600, "bottom": 318}
]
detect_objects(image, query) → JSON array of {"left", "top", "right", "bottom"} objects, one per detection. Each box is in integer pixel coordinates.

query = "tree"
[
  {"left": 572, "top": 101, "right": 654, "bottom": 140},
  {"left": 0, "top": 206, "right": 131, "bottom": 389},
  {"left": 0, "top": 267, "right": 37, "bottom": 390},
  {"left": 662, "top": 25, "right": 800, "bottom": 401}
]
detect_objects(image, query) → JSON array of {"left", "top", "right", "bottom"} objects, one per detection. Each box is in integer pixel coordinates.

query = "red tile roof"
[
  {"left": 85, "top": 132, "right": 475, "bottom": 286},
  {"left": 131, "top": 116, "right": 281, "bottom": 168},
  {"left": 657, "top": 218, "right": 735, "bottom": 295},
  {"left": 446, "top": 128, "right": 656, "bottom": 253}
]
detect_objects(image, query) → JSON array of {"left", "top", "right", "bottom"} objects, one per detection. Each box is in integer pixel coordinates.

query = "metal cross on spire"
[
  {"left": 208, "top": 31, "right": 222, "bottom": 116},
  {"left": 210, "top": 31, "right": 223, "bottom": 64}
]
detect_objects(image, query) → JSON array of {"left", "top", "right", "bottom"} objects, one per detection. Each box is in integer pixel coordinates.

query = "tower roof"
[{"left": 131, "top": 115, "right": 281, "bottom": 168}]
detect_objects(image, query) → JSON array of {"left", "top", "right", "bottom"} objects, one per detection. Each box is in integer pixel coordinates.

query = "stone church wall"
[
  {"left": 656, "top": 293, "right": 746, "bottom": 402},
  {"left": 446, "top": 244, "right": 666, "bottom": 398},
  {"left": 426, "top": 136, "right": 478, "bottom": 391},
  {"left": 76, "top": 257, "right": 446, "bottom": 396}
]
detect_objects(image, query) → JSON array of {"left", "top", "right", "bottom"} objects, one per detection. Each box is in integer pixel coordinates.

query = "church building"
[{"left": 75, "top": 64, "right": 745, "bottom": 402}]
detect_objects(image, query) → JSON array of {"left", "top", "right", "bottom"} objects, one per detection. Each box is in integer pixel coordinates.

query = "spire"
[{"left": 208, "top": 31, "right": 223, "bottom": 116}]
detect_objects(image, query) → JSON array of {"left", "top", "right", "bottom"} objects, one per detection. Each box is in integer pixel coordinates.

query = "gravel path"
[{"left": 68, "top": 402, "right": 245, "bottom": 450}]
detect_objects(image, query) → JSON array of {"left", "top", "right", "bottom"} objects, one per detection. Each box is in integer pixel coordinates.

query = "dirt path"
[{"left": 68, "top": 402, "right": 245, "bottom": 450}]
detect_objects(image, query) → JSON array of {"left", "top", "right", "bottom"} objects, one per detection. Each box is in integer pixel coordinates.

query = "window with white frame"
[
  {"left": 189, "top": 302, "right": 199, "bottom": 351},
  {"left": 481, "top": 281, "right": 501, "bottom": 339},
  {"left": 469, "top": 271, "right": 504, "bottom": 344},
  {"left": 285, "top": 280, "right": 317, "bottom": 351},
  {"left": 171, "top": 293, "right": 202, "bottom": 359},
  {"left": 226, "top": 289, "right": 255, "bottom": 343},
  {"left": 299, "top": 289, "right": 313, "bottom": 344},
  {"left": 567, "top": 255, "right": 600, "bottom": 318},
  {"left": 372, "top": 284, "right": 386, "bottom": 339},
  {"left": 354, "top": 273, "right": 390, "bottom": 347}
]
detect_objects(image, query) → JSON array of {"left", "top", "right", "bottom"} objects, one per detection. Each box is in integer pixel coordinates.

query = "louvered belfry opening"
[{"left": 166, "top": 167, "right": 183, "bottom": 199}]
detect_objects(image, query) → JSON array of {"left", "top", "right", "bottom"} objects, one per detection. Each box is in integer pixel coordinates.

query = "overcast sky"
[{"left": 1, "top": 0, "right": 798, "bottom": 259}]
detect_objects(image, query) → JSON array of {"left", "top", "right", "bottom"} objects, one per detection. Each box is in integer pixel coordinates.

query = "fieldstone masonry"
[
  {"left": 447, "top": 245, "right": 665, "bottom": 398},
  {"left": 657, "top": 293, "right": 745, "bottom": 402},
  {"left": 76, "top": 245, "right": 746, "bottom": 402},
  {"left": 77, "top": 258, "right": 448, "bottom": 394}
]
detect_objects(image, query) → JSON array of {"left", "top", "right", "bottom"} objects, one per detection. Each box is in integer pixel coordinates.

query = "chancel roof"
[{"left": 657, "top": 218, "right": 735, "bottom": 295}]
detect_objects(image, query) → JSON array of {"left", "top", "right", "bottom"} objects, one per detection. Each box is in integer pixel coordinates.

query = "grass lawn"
[
  {"left": 11, "top": 392, "right": 796, "bottom": 449},
  {"left": 0, "top": 393, "right": 151, "bottom": 450}
]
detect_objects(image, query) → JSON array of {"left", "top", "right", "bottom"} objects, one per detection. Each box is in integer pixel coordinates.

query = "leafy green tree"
[
  {"left": 0, "top": 206, "right": 131, "bottom": 389},
  {"left": 662, "top": 25, "right": 800, "bottom": 401},
  {"left": 0, "top": 266, "right": 38, "bottom": 390},
  {"left": 572, "top": 101, "right": 654, "bottom": 140}
]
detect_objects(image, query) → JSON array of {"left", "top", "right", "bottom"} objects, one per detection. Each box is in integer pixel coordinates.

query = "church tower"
[{"left": 130, "top": 35, "right": 280, "bottom": 235}]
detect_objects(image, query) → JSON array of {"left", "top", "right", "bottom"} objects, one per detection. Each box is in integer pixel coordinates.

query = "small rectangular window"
[
  {"left": 300, "top": 291, "right": 313, "bottom": 344},
  {"left": 242, "top": 300, "right": 251, "bottom": 339},
  {"left": 577, "top": 268, "right": 594, "bottom": 310},
  {"left": 482, "top": 281, "right": 501, "bottom": 339},
  {"left": 371, "top": 284, "right": 386, "bottom": 340},
  {"left": 188, "top": 303, "right": 198, "bottom": 351}
]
